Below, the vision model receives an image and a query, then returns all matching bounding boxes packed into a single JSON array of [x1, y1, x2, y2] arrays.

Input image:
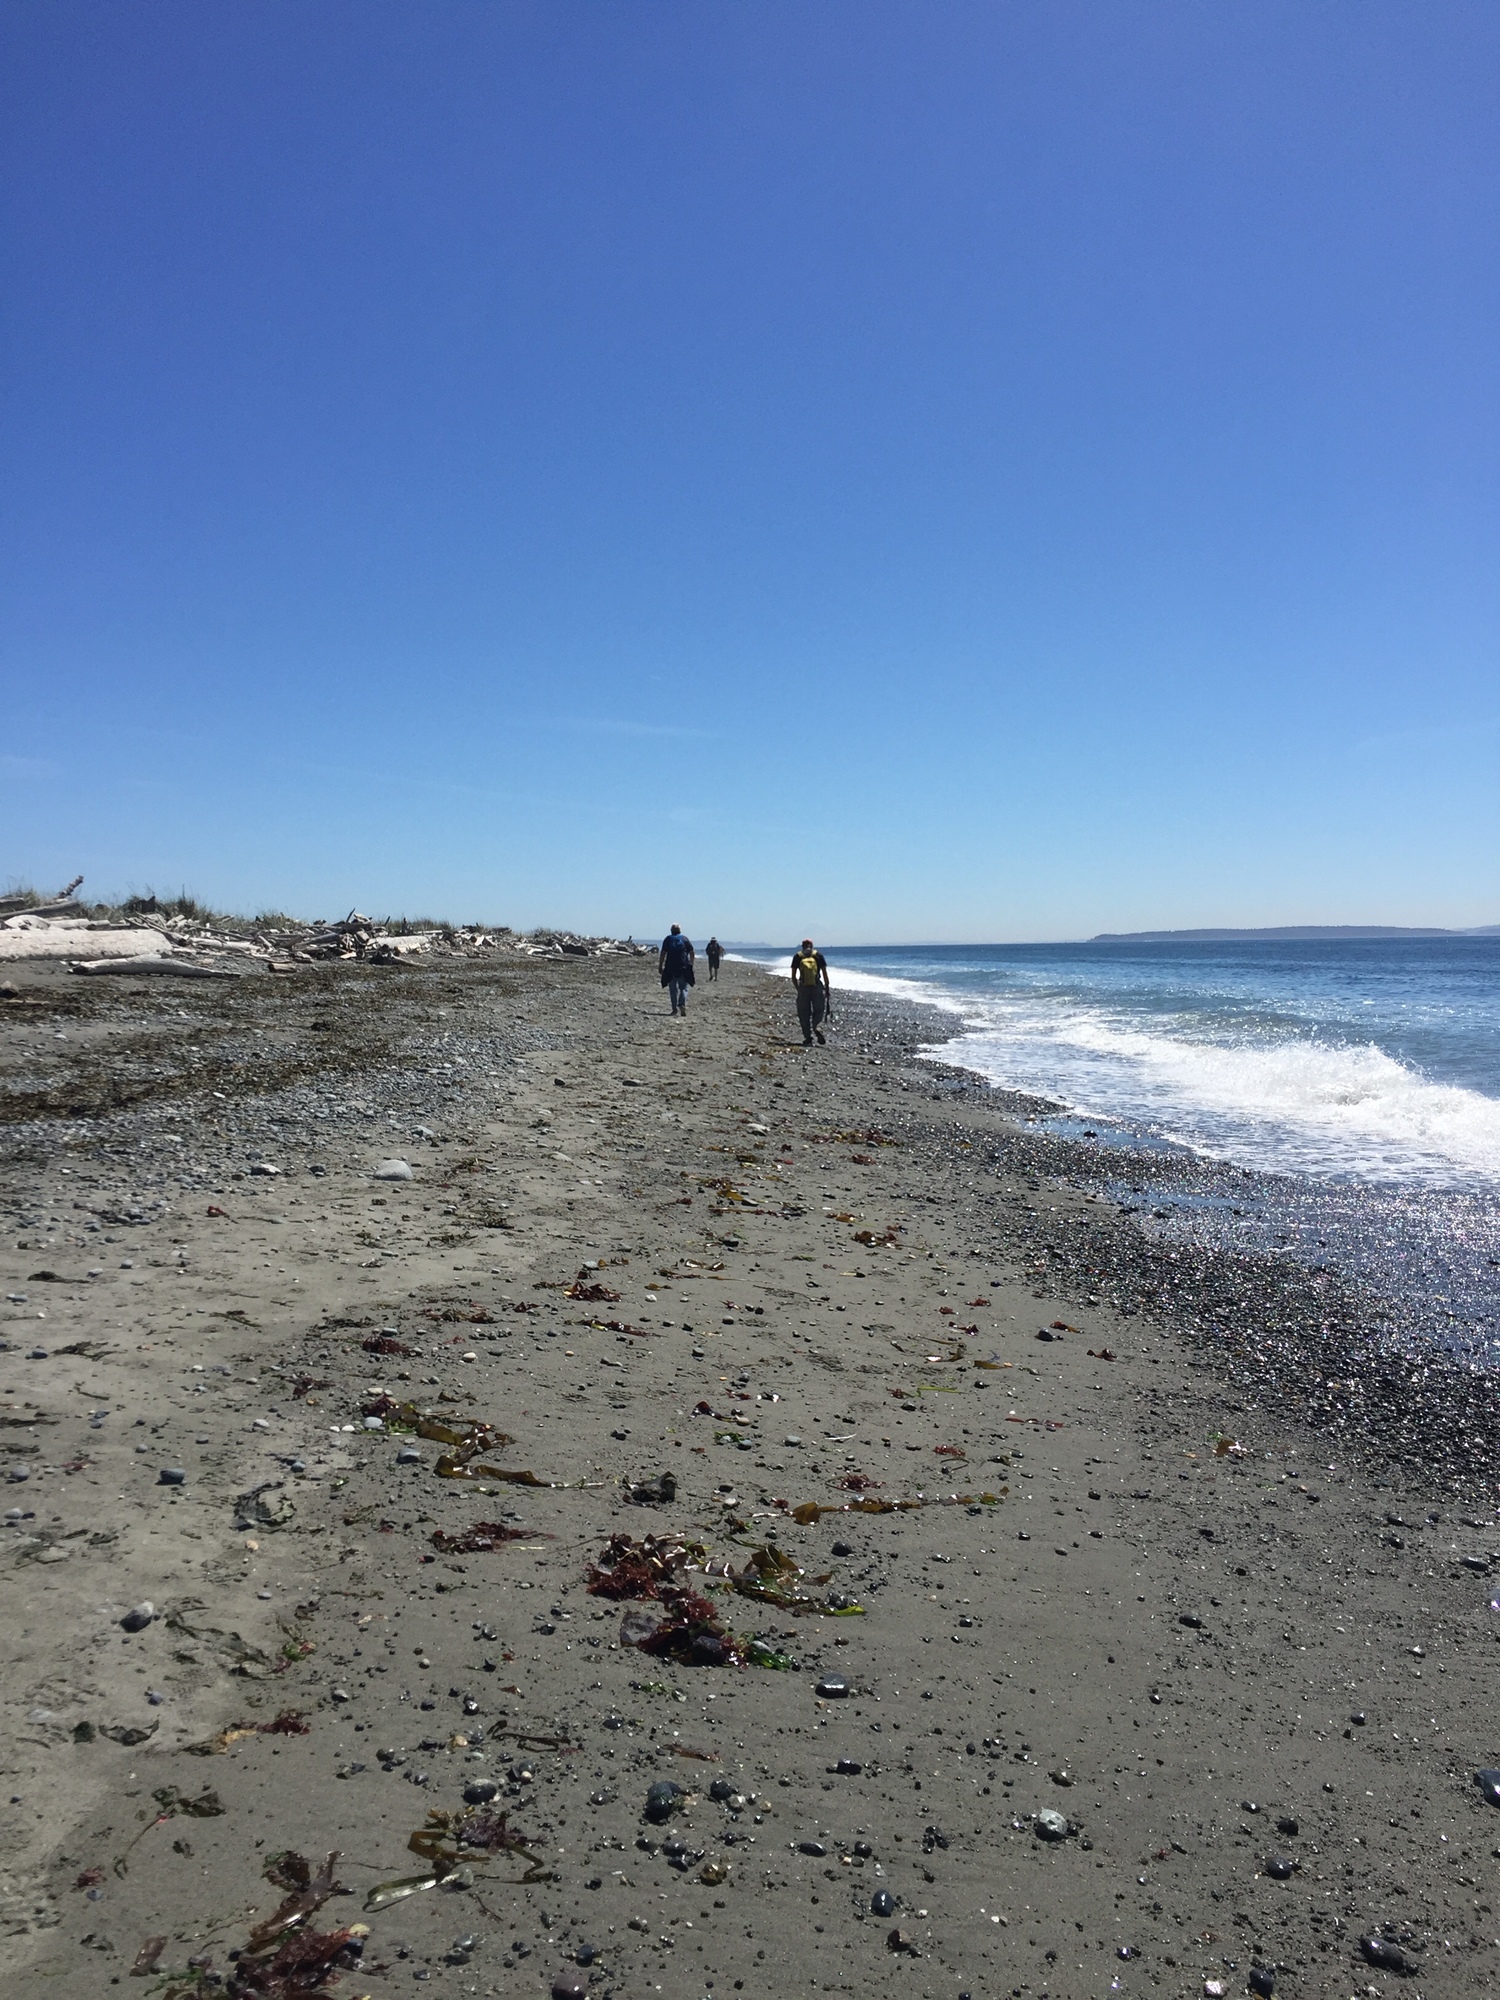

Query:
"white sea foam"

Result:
[[729, 949, 1500, 1188], [729, 952, 971, 1015], [943, 1002, 1500, 1191]]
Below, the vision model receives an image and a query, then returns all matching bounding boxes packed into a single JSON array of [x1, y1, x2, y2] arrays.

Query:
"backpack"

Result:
[[663, 934, 691, 972], [794, 951, 822, 988]]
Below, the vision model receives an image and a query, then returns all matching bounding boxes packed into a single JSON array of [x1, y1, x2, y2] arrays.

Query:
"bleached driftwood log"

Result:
[[70, 956, 243, 979], [0, 926, 174, 962]]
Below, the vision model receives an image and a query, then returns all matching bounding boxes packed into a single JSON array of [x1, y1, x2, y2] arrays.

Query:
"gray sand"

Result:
[[1, 954, 1496, 1998]]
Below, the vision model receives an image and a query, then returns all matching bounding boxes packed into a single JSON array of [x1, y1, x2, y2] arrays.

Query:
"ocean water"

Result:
[[737, 938, 1500, 1353]]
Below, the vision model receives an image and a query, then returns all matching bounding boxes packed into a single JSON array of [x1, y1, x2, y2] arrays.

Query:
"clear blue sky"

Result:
[[2, 2, 1496, 941]]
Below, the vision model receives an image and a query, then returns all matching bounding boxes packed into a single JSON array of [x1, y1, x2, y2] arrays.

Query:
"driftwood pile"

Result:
[[0, 880, 652, 979]]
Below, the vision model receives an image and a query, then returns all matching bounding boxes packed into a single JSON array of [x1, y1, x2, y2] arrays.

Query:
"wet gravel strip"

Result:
[[830, 984, 1500, 1500]]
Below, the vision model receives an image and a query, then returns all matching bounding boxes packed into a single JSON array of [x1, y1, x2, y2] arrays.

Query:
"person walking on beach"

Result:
[[705, 937, 723, 980], [659, 924, 696, 1015], [790, 938, 830, 1045]]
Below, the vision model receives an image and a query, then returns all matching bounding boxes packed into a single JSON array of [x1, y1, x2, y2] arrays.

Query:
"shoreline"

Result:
[[2, 953, 1497, 1999], [741, 952, 1500, 1406]]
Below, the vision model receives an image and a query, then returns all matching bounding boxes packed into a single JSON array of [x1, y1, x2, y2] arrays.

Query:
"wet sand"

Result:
[[2, 952, 1497, 1999]]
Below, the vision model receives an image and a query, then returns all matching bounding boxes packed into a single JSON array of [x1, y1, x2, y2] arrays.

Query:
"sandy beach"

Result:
[[2, 950, 1497, 2000]]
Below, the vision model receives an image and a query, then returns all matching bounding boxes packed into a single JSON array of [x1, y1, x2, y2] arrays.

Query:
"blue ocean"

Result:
[[737, 937, 1500, 1354]]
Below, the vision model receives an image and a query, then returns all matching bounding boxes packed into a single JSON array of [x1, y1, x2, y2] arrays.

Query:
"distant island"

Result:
[[1091, 924, 1500, 943]]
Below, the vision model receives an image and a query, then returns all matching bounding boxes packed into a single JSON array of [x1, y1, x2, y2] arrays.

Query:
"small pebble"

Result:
[[1358, 1935, 1415, 1974], [120, 1603, 155, 1633], [374, 1158, 414, 1181], [815, 1674, 849, 1699], [158, 1468, 186, 1486]]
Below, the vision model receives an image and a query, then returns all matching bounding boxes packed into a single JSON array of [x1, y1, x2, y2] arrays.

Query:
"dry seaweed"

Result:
[[585, 1533, 709, 1599], [160, 1852, 364, 1999], [430, 1520, 545, 1553], [727, 1544, 864, 1616], [789, 1490, 1004, 1524], [227, 1925, 366, 1999], [364, 1805, 551, 1910], [245, 1851, 344, 1951], [184, 1710, 310, 1756], [113, 1787, 225, 1876], [632, 1585, 742, 1667]]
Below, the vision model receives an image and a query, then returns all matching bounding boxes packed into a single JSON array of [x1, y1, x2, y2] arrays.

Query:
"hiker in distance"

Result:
[[659, 924, 696, 1015], [705, 937, 723, 980], [791, 937, 831, 1045]]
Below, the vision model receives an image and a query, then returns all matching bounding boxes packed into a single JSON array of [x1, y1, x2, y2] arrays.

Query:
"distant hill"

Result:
[[1091, 924, 1500, 943]]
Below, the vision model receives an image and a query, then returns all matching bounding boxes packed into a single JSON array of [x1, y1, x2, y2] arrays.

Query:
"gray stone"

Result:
[[1034, 1809, 1070, 1841]]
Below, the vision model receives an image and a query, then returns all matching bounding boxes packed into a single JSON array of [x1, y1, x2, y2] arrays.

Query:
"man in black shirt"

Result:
[[659, 925, 696, 1015], [789, 938, 830, 1045]]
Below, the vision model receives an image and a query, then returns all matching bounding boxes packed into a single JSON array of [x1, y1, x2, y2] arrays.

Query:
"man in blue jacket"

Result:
[[659, 925, 696, 1015]]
